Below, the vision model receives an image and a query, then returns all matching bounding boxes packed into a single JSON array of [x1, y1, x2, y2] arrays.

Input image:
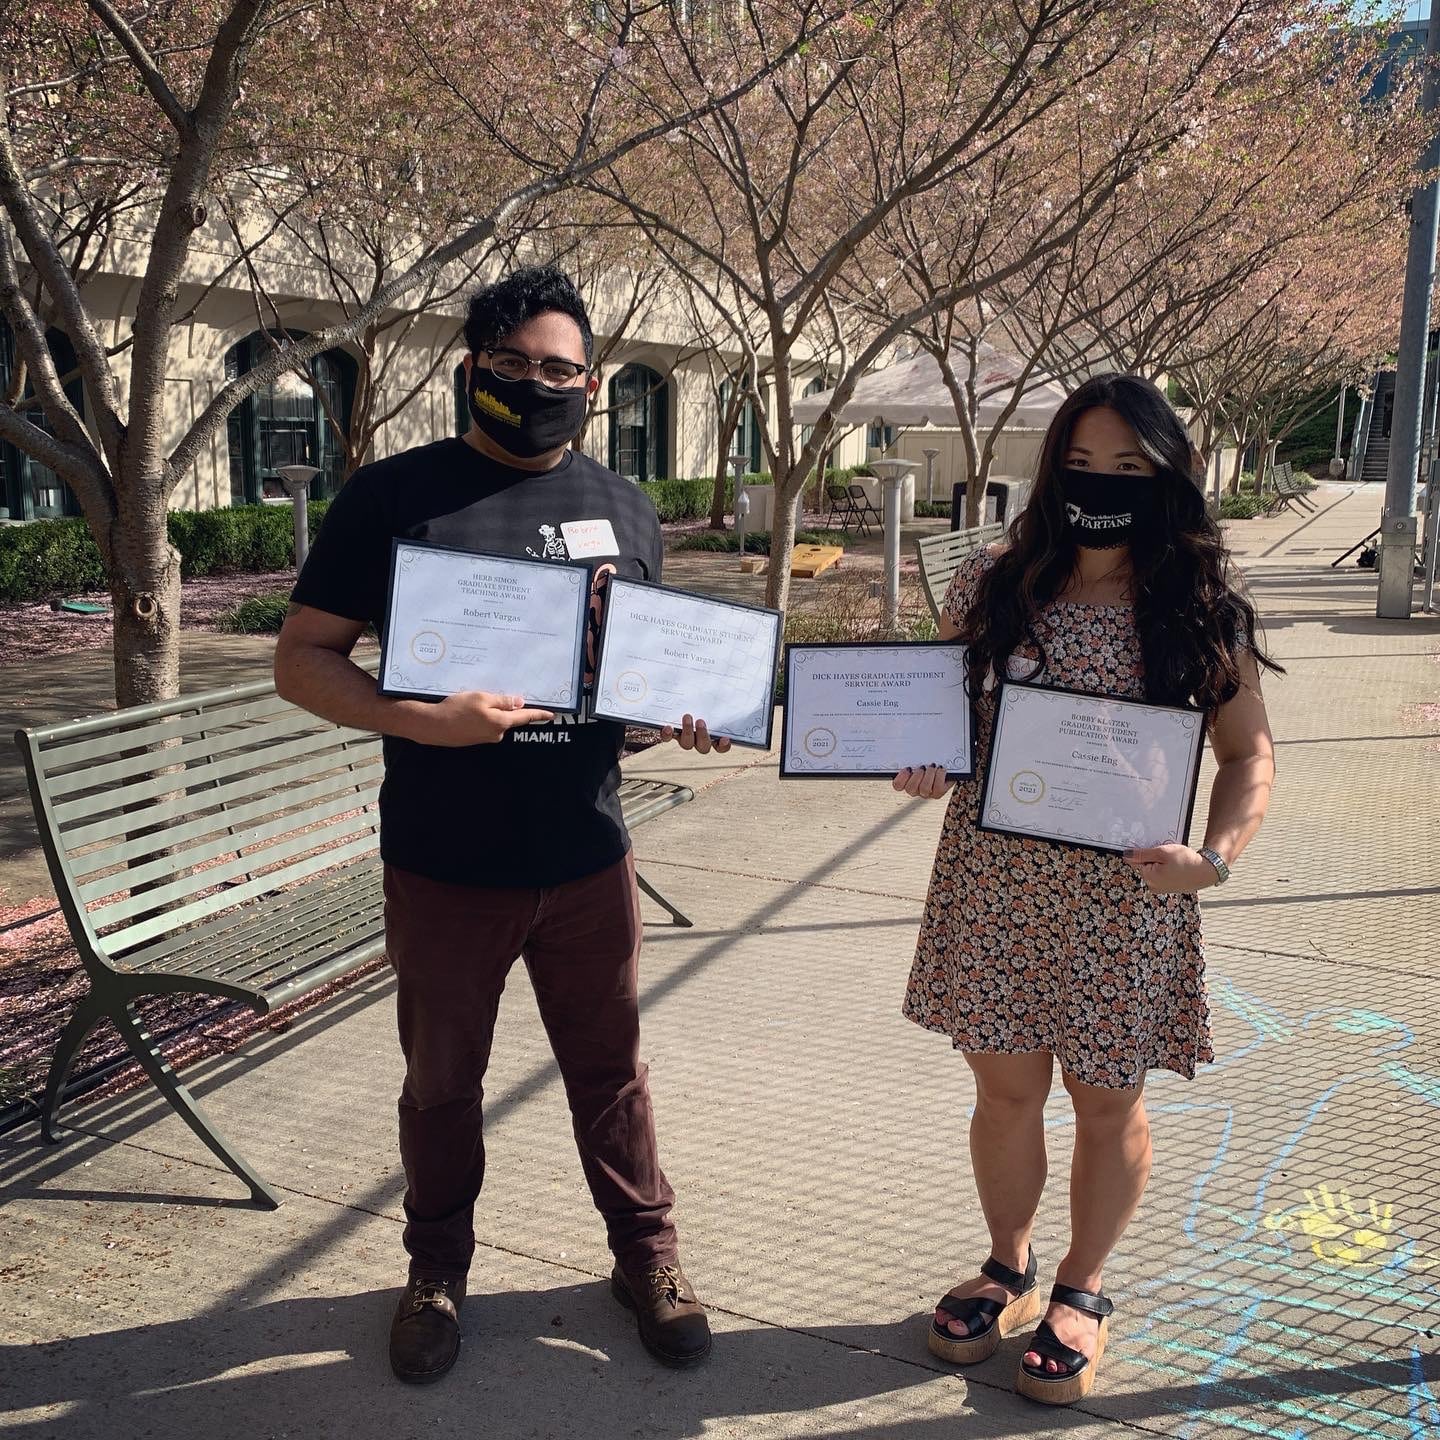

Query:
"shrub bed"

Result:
[[0, 500, 332, 603], [671, 528, 848, 554]]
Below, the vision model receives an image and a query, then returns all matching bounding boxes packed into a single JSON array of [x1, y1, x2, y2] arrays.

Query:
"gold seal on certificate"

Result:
[[591, 578, 781, 747], [779, 643, 973, 778], [979, 683, 1204, 852], [378, 540, 589, 710]]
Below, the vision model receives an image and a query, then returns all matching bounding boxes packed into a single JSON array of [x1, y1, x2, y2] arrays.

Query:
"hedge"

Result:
[[634, 467, 866, 523], [0, 500, 332, 603], [672, 528, 848, 555]]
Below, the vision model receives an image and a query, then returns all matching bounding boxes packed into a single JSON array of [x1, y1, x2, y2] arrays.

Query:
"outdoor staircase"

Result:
[[1360, 371, 1395, 483]]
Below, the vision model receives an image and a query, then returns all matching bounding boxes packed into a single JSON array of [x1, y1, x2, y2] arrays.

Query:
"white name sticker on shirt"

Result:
[[561, 519, 620, 559]]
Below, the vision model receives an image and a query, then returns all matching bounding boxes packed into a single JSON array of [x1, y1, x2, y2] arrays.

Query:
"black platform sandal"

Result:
[[927, 1247, 1042, 1365], [1015, 1282, 1114, 1404]]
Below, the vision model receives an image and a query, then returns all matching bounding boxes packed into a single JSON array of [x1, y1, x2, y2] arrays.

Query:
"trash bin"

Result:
[[949, 480, 1011, 530]]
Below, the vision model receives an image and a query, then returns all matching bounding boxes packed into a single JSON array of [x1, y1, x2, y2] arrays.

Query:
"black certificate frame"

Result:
[[977, 680, 1205, 854], [377, 538, 591, 714], [779, 640, 976, 780], [590, 575, 782, 749]]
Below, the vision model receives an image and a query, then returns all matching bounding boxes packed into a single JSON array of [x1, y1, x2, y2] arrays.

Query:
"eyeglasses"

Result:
[[481, 348, 589, 390]]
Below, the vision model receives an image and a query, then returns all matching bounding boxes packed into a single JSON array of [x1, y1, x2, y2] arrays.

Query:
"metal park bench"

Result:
[[915, 522, 1005, 623], [14, 678, 695, 1209], [1263, 461, 1317, 516]]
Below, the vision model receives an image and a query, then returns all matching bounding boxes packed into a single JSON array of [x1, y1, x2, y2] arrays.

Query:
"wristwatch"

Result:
[[1197, 846, 1230, 885]]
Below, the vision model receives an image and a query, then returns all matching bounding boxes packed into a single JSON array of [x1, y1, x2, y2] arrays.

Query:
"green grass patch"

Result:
[[1219, 493, 1268, 520], [219, 592, 292, 633]]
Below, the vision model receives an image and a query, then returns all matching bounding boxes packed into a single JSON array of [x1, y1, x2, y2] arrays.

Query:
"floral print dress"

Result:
[[902, 549, 1214, 1088]]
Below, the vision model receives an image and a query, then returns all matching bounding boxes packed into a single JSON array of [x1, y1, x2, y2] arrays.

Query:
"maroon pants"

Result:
[[383, 853, 677, 1279]]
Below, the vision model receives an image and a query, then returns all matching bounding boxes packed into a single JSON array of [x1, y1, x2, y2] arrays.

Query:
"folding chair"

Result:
[[847, 484, 883, 536]]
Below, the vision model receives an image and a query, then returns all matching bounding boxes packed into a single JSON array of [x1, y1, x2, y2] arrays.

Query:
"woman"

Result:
[[895, 374, 1278, 1405]]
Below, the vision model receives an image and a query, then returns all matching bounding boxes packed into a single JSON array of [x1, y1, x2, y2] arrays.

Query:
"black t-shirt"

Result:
[[291, 438, 664, 888]]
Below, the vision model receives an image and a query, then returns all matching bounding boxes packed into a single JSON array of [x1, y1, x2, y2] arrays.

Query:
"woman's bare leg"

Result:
[[935, 1050, 1053, 1336], [1023, 1071, 1150, 1371]]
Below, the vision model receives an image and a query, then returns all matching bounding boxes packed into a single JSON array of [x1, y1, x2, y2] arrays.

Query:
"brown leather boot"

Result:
[[611, 1262, 712, 1367], [389, 1275, 466, 1384]]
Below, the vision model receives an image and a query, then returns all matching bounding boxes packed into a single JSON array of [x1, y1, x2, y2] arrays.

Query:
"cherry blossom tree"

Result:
[[0, 0, 836, 705], [597, 0, 1352, 613]]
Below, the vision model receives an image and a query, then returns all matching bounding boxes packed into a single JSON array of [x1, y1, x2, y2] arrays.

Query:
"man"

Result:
[[275, 267, 722, 1384]]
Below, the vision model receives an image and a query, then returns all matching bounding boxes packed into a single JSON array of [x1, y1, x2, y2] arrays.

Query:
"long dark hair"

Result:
[[961, 373, 1282, 715]]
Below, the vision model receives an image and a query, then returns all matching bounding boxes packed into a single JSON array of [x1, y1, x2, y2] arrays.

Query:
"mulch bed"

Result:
[[0, 571, 297, 668]]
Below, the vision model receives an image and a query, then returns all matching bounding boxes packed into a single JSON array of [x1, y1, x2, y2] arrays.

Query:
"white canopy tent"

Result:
[[791, 343, 1070, 430]]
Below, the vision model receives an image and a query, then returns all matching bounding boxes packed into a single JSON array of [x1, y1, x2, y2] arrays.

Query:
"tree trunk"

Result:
[[710, 406, 742, 529], [109, 496, 183, 708], [762, 471, 801, 616], [1227, 443, 1247, 498]]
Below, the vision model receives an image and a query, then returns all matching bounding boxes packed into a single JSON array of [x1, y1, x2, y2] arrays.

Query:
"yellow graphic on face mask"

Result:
[[472, 386, 521, 426], [1262, 1183, 1397, 1267]]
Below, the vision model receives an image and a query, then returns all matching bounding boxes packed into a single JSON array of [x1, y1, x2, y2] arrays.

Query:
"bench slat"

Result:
[[41, 706, 350, 800], [77, 787, 380, 903], [59, 742, 380, 853], [126, 860, 383, 972], [50, 726, 371, 827], [915, 523, 1004, 621], [169, 884, 384, 989], [96, 832, 379, 951], [37, 692, 298, 771], [66, 758, 381, 880], [87, 813, 380, 932]]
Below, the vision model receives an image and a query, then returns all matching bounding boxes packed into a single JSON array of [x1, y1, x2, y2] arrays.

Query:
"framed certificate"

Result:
[[979, 682, 1204, 853], [591, 577, 781, 748], [779, 643, 974, 779], [378, 540, 589, 712]]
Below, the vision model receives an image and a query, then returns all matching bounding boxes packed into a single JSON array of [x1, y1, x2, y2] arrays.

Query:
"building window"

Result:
[[223, 331, 357, 504], [867, 422, 896, 452], [720, 379, 764, 474], [608, 364, 668, 483], [0, 320, 84, 521]]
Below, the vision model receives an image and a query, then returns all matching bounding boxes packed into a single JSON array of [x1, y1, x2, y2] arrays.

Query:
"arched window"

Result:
[[223, 331, 357, 504], [608, 364, 668, 483], [719, 378, 764, 473], [0, 321, 84, 520]]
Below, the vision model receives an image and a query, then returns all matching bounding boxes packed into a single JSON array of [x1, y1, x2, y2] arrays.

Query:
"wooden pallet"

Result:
[[790, 543, 844, 578]]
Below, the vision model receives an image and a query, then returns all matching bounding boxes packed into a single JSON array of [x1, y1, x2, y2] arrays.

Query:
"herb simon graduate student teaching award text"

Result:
[[379, 540, 589, 712]]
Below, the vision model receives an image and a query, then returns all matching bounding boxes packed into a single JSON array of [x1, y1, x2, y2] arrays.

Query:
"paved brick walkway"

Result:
[[1, 485, 1438, 1440]]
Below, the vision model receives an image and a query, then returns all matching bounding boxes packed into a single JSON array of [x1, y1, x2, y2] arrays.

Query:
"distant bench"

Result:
[[1263, 461, 1317, 516], [915, 523, 1004, 624], [14, 678, 695, 1208]]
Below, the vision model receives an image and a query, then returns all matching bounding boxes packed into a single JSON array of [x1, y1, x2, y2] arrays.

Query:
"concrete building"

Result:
[[0, 226, 869, 523]]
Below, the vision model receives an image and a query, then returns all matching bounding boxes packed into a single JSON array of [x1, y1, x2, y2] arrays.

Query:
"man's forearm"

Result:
[[275, 641, 433, 742]]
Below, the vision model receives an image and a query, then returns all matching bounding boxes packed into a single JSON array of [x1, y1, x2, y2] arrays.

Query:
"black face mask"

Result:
[[467, 367, 589, 459], [1059, 468, 1159, 549]]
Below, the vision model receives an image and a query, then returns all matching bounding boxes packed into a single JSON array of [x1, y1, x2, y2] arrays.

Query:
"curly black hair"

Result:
[[960, 373, 1283, 717], [463, 266, 594, 363]]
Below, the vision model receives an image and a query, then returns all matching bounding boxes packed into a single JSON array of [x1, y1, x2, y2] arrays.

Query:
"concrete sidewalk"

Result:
[[2, 485, 1439, 1440]]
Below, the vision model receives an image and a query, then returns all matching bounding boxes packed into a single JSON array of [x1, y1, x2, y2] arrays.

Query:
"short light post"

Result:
[[1330, 383, 1346, 479], [922, 447, 941, 506], [277, 464, 321, 571], [729, 452, 751, 564]]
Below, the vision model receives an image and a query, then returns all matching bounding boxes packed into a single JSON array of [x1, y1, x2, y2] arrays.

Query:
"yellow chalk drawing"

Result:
[[1262, 1183, 1397, 1267]]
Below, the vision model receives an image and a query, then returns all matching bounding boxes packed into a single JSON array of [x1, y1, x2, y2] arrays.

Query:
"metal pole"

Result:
[[883, 475, 901, 634], [1379, 8, 1440, 618], [1332, 383, 1346, 477]]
